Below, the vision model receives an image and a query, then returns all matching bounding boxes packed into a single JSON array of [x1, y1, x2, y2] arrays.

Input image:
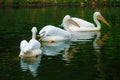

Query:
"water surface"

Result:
[[0, 6, 120, 80]]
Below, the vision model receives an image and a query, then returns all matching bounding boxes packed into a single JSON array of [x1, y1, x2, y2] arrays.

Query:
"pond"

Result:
[[0, 6, 120, 80]]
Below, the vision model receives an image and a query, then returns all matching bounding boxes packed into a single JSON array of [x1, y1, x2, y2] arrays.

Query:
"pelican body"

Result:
[[62, 12, 110, 32], [38, 25, 71, 42], [19, 27, 42, 57]]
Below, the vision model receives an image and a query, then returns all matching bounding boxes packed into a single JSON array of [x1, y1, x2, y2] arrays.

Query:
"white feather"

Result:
[[19, 27, 42, 57], [39, 25, 71, 42]]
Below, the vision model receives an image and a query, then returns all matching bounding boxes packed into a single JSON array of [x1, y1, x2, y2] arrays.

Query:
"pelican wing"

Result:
[[40, 25, 68, 36], [39, 25, 71, 41], [72, 17, 95, 28], [29, 39, 40, 50], [20, 40, 29, 52]]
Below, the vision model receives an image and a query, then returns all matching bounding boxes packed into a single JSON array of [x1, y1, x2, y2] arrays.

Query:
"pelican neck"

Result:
[[93, 14, 101, 30], [32, 33, 36, 39]]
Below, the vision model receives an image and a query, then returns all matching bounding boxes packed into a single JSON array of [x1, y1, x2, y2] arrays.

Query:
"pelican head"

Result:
[[64, 15, 71, 21], [31, 27, 38, 39], [94, 12, 110, 27], [62, 15, 71, 26], [31, 27, 37, 34]]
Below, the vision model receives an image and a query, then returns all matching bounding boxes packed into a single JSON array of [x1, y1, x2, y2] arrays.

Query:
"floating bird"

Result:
[[62, 12, 110, 32], [19, 27, 42, 57], [38, 25, 71, 42]]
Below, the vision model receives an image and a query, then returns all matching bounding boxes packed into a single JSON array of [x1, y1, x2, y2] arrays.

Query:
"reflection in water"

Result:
[[42, 41, 71, 56], [62, 47, 75, 63], [93, 32, 109, 49], [61, 31, 99, 64], [62, 31, 99, 64], [20, 55, 42, 78], [71, 31, 109, 80], [93, 32, 109, 80], [70, 31, 98, 42], [63, 31, 109, 76]]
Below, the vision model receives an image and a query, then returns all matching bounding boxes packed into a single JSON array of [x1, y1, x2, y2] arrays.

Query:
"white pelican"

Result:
[[62, 12, 110, 31], [38, 25, 71, 42], [19, 27, 42, 57]]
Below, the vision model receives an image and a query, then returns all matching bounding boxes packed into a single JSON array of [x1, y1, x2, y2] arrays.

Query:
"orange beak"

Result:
[[97, 15, 111, 27]]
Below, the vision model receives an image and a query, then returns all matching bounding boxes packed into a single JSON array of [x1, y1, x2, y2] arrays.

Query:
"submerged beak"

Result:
[[68, 18, 80, 28], [39, 35, 44, 41], [38, 31, 46, 41], [97, 15, 111, 27], [37, 35, 40, 37]]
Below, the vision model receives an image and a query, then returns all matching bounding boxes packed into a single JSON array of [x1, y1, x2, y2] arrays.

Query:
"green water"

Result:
[[0, 6, 120, 80]]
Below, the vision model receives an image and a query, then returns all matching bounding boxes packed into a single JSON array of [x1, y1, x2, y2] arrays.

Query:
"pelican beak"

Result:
[[36, 35, 41, 40], [37, 35, 40, 37], [39, 35, 44, 41], [68, 18, 80, 28], [97, 15, 111, 27], [38, 32, 45, 41]]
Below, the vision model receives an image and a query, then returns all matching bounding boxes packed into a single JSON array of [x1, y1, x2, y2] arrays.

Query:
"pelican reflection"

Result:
[[42, 41, 71, 56], [20, 55, 42, 78], [70, 31, 99, 42], [93, 32, 109, 80]]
